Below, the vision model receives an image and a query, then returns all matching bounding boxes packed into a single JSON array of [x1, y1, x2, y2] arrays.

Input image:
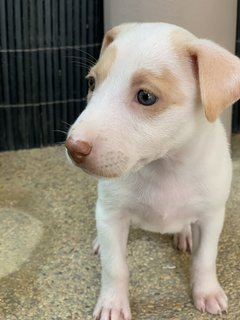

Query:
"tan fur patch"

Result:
[[170, 28, 196, 56], [100, 27, 121, 55], [170, 29, 199, 86], [131, 68, 186, 117], [89, 45, 117, 84], [100, 24, 137, 55]]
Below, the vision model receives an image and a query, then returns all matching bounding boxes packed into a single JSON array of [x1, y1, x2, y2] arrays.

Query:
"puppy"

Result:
[[66, 23, 240, 319]]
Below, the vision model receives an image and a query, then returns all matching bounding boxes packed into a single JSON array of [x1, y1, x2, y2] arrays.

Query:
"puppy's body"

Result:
[[66, 23, 239, 319], [99, 119, 231, 235]]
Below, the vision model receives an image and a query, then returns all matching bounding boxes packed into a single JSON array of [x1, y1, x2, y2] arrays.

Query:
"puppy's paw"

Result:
[[193, 283, 228, 315], [173, 225, 192, 253], [92, 237, 100, 255], [93, 292, 131, 320]]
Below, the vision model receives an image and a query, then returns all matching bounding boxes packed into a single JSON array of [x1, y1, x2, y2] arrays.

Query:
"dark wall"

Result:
[[0, 0, 104, 150]]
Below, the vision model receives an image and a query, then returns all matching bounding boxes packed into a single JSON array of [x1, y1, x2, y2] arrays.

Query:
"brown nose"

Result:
[[65, 137, 92, 164]]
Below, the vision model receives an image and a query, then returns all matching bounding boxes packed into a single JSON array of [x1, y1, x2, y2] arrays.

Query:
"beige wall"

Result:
[[104, 0, 238, 139]]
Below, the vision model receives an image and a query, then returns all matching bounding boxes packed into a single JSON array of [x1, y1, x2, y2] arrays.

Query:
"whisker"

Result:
[[68, 60, 91, 67], [67, 55, 96, 67], [69, 56, 96, 66], [70, 62, 91, 71], [71, 61, 94, 68], [61, 120, 71, 127], [74, 48, 98, 62], [53, 129, 68, 135], [67, 56, 87, 64]]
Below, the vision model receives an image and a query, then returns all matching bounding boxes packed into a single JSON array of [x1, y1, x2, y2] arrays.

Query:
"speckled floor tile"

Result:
[[0, 136, 239, 320]]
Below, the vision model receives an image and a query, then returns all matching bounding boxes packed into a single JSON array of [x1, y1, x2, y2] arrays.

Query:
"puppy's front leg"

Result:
[[93, 201, 131, 320], [191, 208, 227, 315]]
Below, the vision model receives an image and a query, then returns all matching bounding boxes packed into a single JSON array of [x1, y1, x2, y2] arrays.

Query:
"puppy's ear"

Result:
[[100, 23, 137, 55], [188, 39, 240, 122]]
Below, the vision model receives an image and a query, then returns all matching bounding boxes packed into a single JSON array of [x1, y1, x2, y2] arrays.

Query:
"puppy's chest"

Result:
[[126, 170, 200, 233]]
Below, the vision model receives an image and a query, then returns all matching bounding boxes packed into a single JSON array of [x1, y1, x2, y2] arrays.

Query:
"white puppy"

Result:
[[66, 23, 240, 319]]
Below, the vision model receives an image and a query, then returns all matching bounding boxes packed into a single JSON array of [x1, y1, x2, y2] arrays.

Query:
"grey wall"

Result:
[[104, 0, 238, 139]]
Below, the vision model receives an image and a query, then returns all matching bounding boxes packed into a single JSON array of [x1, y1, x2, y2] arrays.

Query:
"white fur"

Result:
[[66, 23, 235, 319]]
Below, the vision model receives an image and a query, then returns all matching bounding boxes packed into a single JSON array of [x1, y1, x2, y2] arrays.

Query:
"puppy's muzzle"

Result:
[[65, 137, 92, 165]]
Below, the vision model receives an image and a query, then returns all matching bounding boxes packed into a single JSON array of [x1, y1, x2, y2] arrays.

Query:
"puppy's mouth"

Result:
[[66, 147, 130, 179], [133, 157, 150, 171], [78, 164, 127, 179], [66, 143, 157, 179], [82, 167, 123, 179], [79, 158, 153, 179]]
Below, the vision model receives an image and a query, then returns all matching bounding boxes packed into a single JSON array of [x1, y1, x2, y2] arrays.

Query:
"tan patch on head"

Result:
[[100, 26, 122, 55], [131, 68, 186, 117], [170, 28, 196, 56], [100, 23, 137, 55], [170, 28, 199, 83], [88, 45, 117, 84]]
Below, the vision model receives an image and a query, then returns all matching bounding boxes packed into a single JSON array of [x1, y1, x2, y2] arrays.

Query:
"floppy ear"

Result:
[[188, 39, 240, 122], [100, 23, 137, 55]]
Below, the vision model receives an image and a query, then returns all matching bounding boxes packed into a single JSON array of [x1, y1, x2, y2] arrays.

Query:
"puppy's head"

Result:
[[66, 23, 240, 178]]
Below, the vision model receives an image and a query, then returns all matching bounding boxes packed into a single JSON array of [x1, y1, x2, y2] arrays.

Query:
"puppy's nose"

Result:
[[65, 137, 92, 164]]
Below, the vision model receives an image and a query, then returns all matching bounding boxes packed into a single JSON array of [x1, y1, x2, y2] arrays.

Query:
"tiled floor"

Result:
[[0, 135, 239, 320]]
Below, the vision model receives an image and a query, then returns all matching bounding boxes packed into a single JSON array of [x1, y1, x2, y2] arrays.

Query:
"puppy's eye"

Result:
[[88, 76, 95, 91], [137, 89, 158, 106]]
